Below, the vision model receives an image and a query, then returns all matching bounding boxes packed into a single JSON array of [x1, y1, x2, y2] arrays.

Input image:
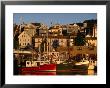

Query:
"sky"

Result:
[[13, 13, 97, 27]]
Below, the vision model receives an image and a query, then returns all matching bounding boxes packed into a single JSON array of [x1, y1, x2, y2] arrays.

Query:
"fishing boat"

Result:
[[72, 59, 89, 70], [19, 60, 56, 75]]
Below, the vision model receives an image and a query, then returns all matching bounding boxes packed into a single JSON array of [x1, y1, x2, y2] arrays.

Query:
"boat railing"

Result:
[[26, 61, 50, 67]]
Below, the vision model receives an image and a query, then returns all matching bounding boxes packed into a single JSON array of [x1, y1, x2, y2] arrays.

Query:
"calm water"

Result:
[[20, 70, 96, 75]]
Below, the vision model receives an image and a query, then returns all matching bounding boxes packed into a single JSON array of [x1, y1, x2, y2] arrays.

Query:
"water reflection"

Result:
[[88, 70, 96, 75], [20, 70, 96, 75]]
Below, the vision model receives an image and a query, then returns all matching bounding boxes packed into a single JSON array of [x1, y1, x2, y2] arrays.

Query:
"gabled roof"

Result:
[[25, 30, 33, 37], [18, 29, 35, 38], [18, 31, 31, 38]]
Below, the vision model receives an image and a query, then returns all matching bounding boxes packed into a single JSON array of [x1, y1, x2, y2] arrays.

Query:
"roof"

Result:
[[25, 29, 36, 37], [83, 19, 97, 24], [31, 23, 41, 26], [18, 29, 35, 38], [24, 23, 36, 29], [76, 23, 83, 27], [18, 31, 29, 38]]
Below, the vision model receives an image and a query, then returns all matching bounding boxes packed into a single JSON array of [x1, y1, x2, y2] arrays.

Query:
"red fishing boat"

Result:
[[19, 61, 56, 75]]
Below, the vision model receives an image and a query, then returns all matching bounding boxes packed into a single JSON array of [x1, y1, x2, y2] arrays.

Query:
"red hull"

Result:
[[19, 64, 56, 75]]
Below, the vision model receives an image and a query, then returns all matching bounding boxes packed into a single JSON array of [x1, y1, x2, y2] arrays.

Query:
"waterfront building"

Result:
[[18, 23, 36, 48], [67, 23, 81, 33], [48, 24, 63, 36]]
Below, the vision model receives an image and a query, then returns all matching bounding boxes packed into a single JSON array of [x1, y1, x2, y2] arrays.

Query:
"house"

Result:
[[85, 37, 97, 46], [18, 23, 37, 48], [18, 31, 32, 48], [24, 23, 36, 31], [83, 19, 97, 37], [85, 23, 97, 38], [83, 19, 97, 28], [38, 23, 48, 36], [34, 36, 68, 52], [58, 36, 67, 47], [34, 36, 43, 48], [69, 46, 97, 57], [92, 24, 97, 37], [67, 23, 81, 33], [48, 24, 63, 36]]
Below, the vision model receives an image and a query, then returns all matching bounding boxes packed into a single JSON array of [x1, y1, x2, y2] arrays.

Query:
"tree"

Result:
[[14, 39, 19, 49], [52, 39, 59, 51], [40, 42, 44, 52], [14, 32, 19, 49], [74, 30, 86, 46], [62, 30, 68, 36]]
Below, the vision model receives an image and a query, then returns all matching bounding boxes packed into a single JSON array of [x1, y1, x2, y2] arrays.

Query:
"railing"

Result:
[[14, 50, 32, 54]]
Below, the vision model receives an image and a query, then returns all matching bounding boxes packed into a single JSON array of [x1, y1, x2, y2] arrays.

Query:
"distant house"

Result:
[[85, 37, 97, 46], [34, 36, 43, 48], [67, 23, 81, 34], [48, 24, 63, 36], [18, 23, 37, 48], [92, 24, 97, 37], [39, 24, 48, 36], [24, 23, 36, 31], [31, 23, 41, 36], [58, 36, 67, 47], [34, 36, 71, 52], [85, 24, 97, 38], [18, 31, 32, 48], [83, 19, 97, 37]]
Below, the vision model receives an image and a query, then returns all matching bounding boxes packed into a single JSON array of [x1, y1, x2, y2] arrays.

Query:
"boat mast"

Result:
[[47, 25, 48, 61]]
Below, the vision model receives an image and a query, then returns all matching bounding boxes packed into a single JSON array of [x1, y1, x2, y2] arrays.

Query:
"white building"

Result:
[[18, 23, 36, 48], [86, 37, 97, 46]]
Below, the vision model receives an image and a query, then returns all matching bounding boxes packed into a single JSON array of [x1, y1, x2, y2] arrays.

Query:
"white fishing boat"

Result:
[[74, 58, 96, 70], [73, 59, 89, 70]]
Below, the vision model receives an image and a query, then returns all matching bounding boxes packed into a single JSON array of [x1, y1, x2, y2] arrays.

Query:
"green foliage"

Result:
[[74, 30, 86, 46], [14, 39, 19, 49], [40, 42, 44, 52], [52, 39, 59, 51]]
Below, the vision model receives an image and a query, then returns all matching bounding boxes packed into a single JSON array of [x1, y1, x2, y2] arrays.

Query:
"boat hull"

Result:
[[19, 64, 56, 75], [73, 64, 88, 70], [56, 63, 73, 71]]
